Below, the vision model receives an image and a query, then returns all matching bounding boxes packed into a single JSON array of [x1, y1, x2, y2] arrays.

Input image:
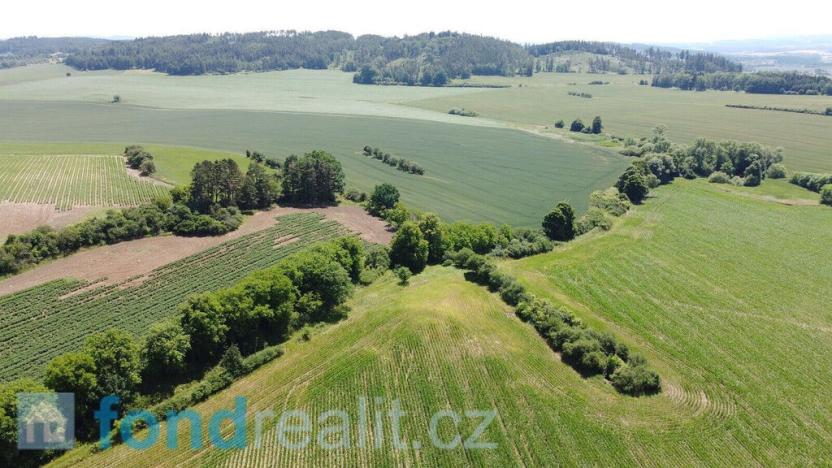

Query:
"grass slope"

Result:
[[0, 101, 627, 225], [408, 72, 832, 172], [0, 153, 168, 209], [503, 179, 832, 463], [52, 181, 832, 465]]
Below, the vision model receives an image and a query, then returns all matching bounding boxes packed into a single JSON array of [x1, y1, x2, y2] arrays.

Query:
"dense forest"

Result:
[[62, 30, 528, 82], [652, 71, 832, 95], [5, 32, 829, 94], [0, 36, 109, 68]]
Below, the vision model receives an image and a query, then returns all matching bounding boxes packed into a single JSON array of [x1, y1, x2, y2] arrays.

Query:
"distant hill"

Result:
[[0, 36, 110, 69], [58, 31, 739, 84], [527, 40, 742, 75]]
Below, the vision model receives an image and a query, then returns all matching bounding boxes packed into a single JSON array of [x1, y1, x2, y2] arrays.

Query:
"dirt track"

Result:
[[0, 205, 391, 296]]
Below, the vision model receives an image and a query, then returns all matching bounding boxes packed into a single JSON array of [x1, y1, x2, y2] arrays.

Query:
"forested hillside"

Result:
[[63, 30, 529, 81], [527, 41, 742, 74], [0, 36, 109, 69]]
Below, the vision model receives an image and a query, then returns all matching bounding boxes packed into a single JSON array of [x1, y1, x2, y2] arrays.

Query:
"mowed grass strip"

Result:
[[0, 153, 169, 209]]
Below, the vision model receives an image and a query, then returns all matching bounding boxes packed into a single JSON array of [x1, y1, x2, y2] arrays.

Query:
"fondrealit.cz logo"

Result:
[[16, 392, 75, 450]]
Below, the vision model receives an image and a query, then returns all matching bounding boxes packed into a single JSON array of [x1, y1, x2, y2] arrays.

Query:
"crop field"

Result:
[[0, 213, 349, 381], [0, 101, 628, 225], [0, 153, 169, 209], [408, 72, 832, 172], [49, 163, 832, 467], [0, 142, 253, 186], [501, 179, 832, 463], [0, 65, 494, 126]]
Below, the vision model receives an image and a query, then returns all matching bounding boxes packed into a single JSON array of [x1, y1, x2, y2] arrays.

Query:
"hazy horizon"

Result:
[[2, 0, 831, 45]]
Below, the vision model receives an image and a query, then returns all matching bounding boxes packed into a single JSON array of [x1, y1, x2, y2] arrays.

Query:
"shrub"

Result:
[[389, 222, 429, 273], [708, 171, 731, 184], [394, 266, 412, 285], [790, 172, 832, 192], [139, 159, 156, 176], [611, 364, 661, 396], [766, 163, 787, 179], [569, 119, 585, 132], [616, 166, 649, 204], [591, 116, 603, 134], [575, 208, 612, 235], [821, 184, 832, 206], [368, 183, 399, 216], [589, 188, 630, 216], [554, 120, 565, 128], [542, 202, 576, 241]]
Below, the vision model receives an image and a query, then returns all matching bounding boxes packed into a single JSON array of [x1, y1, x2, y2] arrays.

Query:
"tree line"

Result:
[[652, 71, 832, 95], [527, 41, 742, 75], [361, 146, 425, 175], [0, 149, 347, 277], [0, 237, 376, 464]]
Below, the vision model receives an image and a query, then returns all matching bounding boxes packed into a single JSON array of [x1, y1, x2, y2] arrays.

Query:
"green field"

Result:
[[408, 72, 832, 172], [0, 213, 348, 381], [51, 179, 832, 466], [0, 142, 254, 187], [0, 65, 495, 125], [0, 153, 169, 209], [0, 101, 627, 225]]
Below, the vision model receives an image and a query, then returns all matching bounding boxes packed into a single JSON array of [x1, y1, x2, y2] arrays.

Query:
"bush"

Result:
[[821, 184, 832, 206], [389, 222, 429, 273], [394, 266, 412, 285], [616, 165, 650, 204], [790, 172, 832, 192], [575, 208, 612, 235], [368, 183, 399, 216], [589, 188, 630, 216], [569, 119, 585, 132], [708, 171, 731, 184], [542, 202, 576, 241], [554, 120, 565, 128], [766, 163, 787, 179], [611, 364, 661, 396]]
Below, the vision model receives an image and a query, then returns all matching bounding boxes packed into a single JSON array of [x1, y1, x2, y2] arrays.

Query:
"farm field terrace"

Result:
[[50, 179, 832, 466], [0, 101, 628, 225], [0, 213, 349, 381], [407, 72, 832, 173], [0, 153, 169, 209]]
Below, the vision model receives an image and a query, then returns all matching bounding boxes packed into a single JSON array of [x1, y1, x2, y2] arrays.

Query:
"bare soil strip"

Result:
[[0, 205, 391, 296]]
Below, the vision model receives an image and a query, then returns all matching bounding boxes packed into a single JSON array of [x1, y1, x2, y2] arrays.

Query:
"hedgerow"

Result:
[[447, 249, 661, 396]]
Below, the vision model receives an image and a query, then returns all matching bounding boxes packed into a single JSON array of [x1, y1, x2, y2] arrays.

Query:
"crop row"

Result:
[[0, 154, 169, 209], [0, 213, 350, 380]]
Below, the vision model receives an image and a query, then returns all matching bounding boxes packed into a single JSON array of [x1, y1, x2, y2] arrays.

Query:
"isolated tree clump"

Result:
[[389, 221, 429, 273], [821, 184, 832, 206], [281, 150, 345, 205], [542, 202, 576, 241], [368, 183, 400, 215], [591, 116, 603, 134], [569, 119, 585, 132], [616, 166, 649, 204]]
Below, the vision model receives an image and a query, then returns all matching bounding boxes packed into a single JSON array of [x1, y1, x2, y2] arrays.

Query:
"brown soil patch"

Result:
[[0, 204, 390, 296], [124, 166, 174, 187], [0, 202, 97, 241]]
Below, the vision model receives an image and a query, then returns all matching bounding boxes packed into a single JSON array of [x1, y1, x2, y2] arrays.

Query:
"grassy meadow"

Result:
[[0, 101, 627, 225], [52, 179, 832, 466], [408, 72, 832, 172]]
